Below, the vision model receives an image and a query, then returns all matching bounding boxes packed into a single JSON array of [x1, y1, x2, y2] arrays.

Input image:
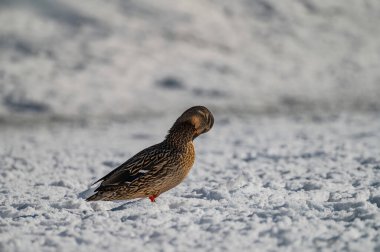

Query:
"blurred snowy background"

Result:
[[1, 1, 380, 251], [1, 0, 379, 119]]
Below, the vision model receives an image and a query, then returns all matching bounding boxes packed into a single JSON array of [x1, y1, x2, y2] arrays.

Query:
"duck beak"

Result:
[[192, 132, 200, 140]]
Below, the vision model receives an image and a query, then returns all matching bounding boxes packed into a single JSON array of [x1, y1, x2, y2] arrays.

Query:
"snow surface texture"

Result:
[[1, 115, 380, 251], [0, 0, 380, 118], [1, 0, 380, 251]]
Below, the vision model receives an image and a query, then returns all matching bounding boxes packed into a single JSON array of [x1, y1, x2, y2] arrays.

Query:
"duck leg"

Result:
[[148, 195, 158, 202]]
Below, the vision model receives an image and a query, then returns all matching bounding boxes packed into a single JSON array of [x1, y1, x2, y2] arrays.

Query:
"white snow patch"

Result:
[[1, 115, 380, 251]]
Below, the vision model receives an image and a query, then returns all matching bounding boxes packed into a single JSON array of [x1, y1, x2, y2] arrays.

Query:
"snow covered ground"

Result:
[[1, 0, 380, 251], [1, 0, 380, 118], [1, 114, 380, 251]]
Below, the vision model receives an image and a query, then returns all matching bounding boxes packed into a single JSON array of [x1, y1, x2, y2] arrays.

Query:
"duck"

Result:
[[86, 106, 214, 202]]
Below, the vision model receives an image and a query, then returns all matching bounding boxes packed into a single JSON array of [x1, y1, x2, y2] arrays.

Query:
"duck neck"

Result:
[[165, 122, 195, 150]]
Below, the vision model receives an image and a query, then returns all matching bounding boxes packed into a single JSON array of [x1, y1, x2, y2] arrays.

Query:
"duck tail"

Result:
[[85, 193, 102, 201], [85, 185, 121, 201]]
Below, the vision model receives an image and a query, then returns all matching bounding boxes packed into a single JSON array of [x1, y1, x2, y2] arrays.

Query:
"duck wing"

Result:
[[93, 144, 171, 188]]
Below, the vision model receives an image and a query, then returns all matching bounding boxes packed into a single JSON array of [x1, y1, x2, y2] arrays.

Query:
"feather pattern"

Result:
[[86, 106, 214, 202]]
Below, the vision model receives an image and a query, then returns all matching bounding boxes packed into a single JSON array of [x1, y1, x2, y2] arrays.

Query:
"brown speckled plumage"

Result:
[[86, 106, 214, 202]]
